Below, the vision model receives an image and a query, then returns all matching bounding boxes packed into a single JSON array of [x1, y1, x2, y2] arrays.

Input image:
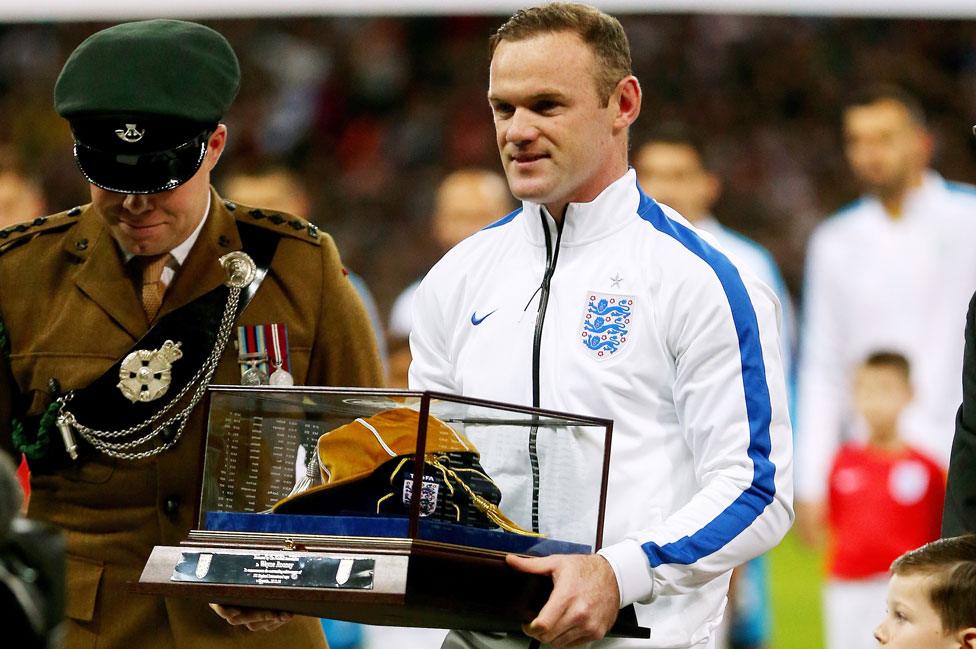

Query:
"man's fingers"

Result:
[[245, 617, 288, 632], [506, 553, 556, 575], [523, 563, 580, 642], [547, 625, 591, 649], [209, 603, 292, 630]]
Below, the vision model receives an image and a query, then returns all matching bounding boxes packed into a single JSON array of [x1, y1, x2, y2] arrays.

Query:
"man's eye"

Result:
[[534, 100, 559, 113], [492, 103, 514, 117]]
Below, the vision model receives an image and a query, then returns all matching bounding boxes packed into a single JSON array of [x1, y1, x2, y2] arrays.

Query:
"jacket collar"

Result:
[[862, 170, 946, 224], [67, 188, 240, 340], [518, 168, 641, 247]]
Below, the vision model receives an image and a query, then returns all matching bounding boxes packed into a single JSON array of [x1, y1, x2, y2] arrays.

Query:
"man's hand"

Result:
[[507, 553, 620, 648], [209, 603, 293, 632]]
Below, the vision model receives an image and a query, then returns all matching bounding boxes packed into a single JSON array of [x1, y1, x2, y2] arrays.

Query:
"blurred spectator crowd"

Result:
[[2, 14, 976, 318]]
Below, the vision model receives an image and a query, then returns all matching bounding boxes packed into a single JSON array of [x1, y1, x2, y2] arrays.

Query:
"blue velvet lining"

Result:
[[205, 512, 591, 556]]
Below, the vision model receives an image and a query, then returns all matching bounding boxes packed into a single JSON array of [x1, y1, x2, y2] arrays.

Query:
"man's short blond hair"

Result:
[[489, 2, 632, 105]]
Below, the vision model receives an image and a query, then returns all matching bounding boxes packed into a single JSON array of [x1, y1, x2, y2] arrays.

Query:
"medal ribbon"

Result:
[[236, 324, 269, 382], [264, 323, 290, 373]]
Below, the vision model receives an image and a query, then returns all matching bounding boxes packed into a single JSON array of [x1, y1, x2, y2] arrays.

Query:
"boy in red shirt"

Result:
[[824, 351, 945, 649]]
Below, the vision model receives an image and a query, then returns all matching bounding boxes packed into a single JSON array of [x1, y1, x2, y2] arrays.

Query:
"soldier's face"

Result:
[[91, 126, 226, 256]]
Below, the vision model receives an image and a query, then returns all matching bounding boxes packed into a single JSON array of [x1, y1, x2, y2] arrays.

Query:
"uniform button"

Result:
[[32, 217, 47, 226], [289, 219, 303, 230], [269, 214, 284, 225], [224, 201, 237, 211], [163, 496, 181, 515], [307, 224, 319, 239], [67, 206, 82, 217], [74, 239, 88, 251], [249, 209, 265, 219], [217, 235, 230, 248]]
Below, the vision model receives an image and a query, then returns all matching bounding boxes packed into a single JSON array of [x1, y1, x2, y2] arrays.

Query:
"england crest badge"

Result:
[[579, 292, 634, 360], [402, 472, 440, 517]]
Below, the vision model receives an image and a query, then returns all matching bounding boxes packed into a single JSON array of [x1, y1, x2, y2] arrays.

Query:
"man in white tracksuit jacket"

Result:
[[408, 5, 794, 649]]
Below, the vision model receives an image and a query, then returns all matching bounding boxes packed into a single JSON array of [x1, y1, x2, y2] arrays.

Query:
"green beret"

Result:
[[54, 19, 240, 122]]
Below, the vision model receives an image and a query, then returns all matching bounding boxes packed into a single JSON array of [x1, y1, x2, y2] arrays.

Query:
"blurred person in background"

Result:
[[221, 165, 389, 377], [0, 449, 65, 649], [385, 168, 514, 388], [942, 119, 976, 538], [795, 85, 976, 546], [945, 287, 976, 537], [0, 147, 47, 229], [636, 124, 796, 649], [822, 352, 944, 649], [0, 19, 382, 649]]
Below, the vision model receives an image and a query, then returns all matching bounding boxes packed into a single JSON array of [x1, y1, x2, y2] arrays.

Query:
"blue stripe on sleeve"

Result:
[[482, 206, 523, 230], [635, 185, 777, 567]]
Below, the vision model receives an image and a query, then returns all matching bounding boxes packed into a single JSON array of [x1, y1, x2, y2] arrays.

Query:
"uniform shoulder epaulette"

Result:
[[0, 206, 85, 255], [222, 199, 322, 246]]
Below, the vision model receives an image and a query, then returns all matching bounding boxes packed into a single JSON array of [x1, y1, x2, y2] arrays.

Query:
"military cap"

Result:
[[54, 19, 240, 194]]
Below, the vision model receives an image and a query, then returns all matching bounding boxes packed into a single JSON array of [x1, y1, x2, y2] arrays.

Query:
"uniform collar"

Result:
[[863, 170, 945, 224], [66, 188, 241, 340], [518, 168, 640, 247]]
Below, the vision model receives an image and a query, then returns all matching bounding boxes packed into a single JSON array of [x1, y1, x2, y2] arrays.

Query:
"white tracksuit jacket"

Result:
[[409, 169, 794, 649]]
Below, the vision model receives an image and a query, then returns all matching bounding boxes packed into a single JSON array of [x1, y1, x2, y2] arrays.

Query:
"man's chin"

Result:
[[112, 233, 166, 257], [507, 181, 554, 206]]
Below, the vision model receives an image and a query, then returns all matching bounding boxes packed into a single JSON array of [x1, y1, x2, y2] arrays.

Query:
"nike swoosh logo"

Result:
[[470, 309, 497, 326]]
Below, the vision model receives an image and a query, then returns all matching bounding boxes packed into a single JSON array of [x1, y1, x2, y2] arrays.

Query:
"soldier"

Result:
[[0, 19, 382, 649]]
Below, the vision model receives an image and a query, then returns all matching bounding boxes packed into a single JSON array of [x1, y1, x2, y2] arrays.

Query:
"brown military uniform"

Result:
[[0, 191, 383, 649]]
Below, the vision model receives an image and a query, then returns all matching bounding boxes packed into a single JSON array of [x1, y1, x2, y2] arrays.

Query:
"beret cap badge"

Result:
[[115, 123, 145, 143]]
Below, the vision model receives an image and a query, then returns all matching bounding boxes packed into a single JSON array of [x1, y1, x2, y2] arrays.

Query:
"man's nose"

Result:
[[506, 108, 539, 144], [122, 193, 152, 214]]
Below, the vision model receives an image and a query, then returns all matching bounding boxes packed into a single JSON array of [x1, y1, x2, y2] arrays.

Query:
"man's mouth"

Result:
[[511, 152, 549, 165], [118, 220, 165, 234]]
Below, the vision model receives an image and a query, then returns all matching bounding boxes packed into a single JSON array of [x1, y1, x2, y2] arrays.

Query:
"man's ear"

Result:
[[955, 626, 976, 649], [611, 76, 641, 133], [205, 124, 228, 170]]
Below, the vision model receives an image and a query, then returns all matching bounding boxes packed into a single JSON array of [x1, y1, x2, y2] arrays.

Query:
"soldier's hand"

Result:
[[507, 553, 620, 648], [209, 603, 293, 632]]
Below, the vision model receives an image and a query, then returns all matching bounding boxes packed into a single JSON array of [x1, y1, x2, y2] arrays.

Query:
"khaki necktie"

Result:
[[138, 253, 171, 321]]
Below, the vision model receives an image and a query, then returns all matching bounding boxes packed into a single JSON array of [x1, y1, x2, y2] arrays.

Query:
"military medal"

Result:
[[240, 363, 267, 386], [117, 339, 184, 403], [266, 323, 294, 386], [236, 325, 269, 385]]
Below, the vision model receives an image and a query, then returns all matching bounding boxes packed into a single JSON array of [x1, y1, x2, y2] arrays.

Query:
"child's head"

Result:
[[874, 535, 976, 648], [853, 351, 913, 439]]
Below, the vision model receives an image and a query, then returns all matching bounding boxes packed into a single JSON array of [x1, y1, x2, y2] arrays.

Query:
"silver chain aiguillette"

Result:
[[55, 251, 255, 461]]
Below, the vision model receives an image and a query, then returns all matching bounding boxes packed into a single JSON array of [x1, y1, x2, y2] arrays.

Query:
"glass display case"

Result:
[[136, 386, 647, 637]]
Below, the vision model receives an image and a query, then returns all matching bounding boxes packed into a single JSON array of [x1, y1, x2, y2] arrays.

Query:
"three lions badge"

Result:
[[580, 292, 634, 360]]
